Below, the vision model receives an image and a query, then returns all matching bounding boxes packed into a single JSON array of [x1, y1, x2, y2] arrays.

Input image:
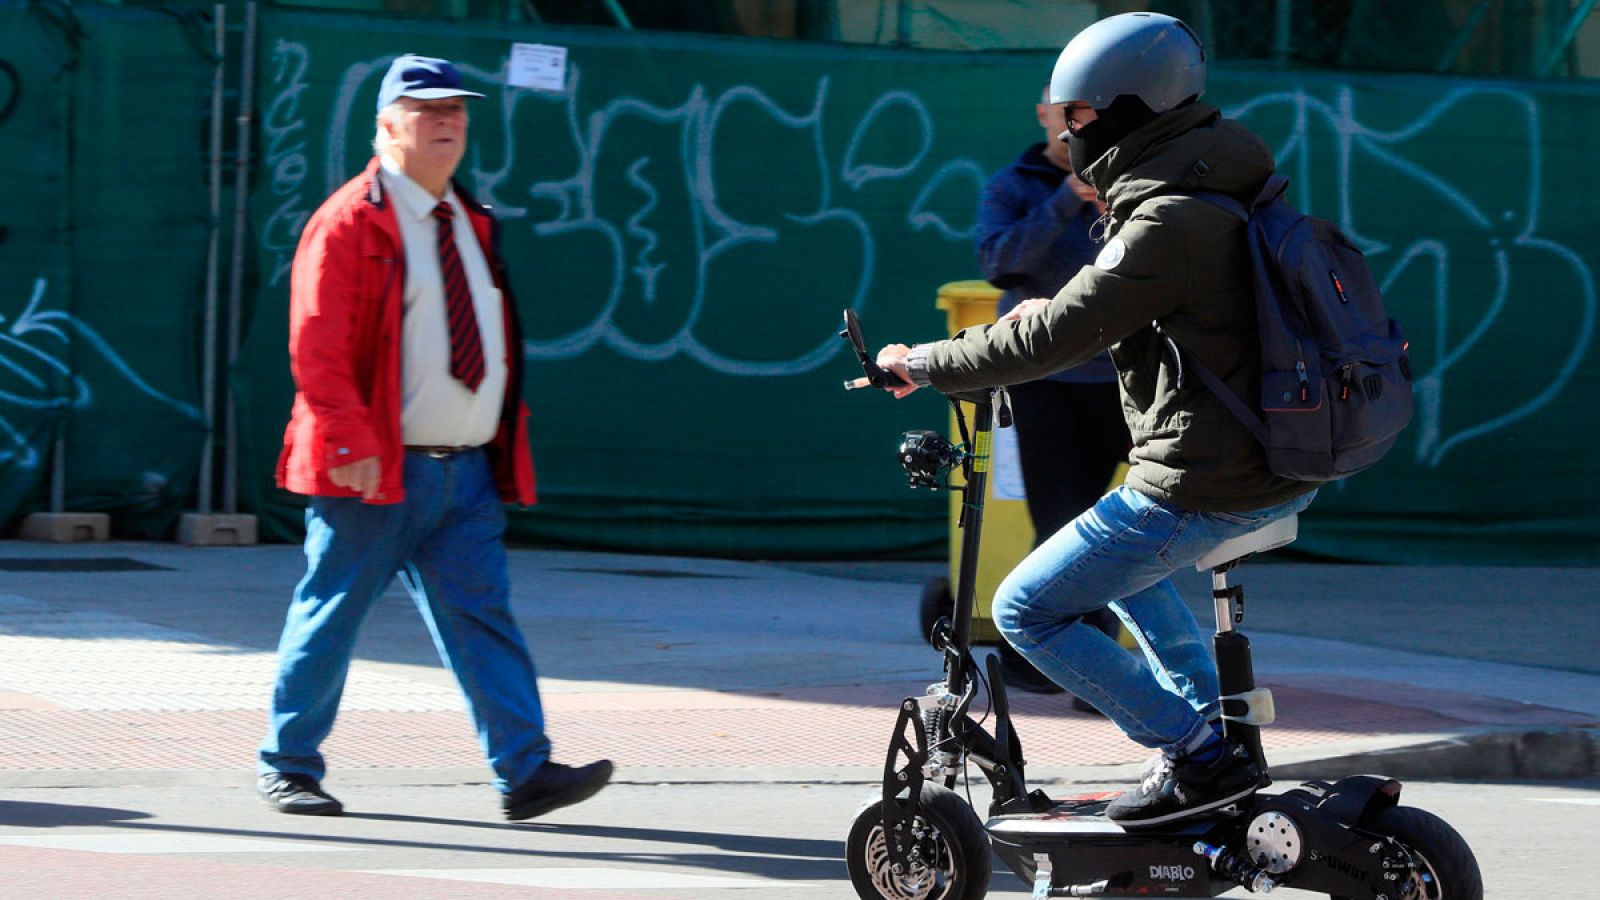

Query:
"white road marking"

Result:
[[367, 866, 814, 889], [0, 834, 351, 854], [1530, 798, 1600, 806]]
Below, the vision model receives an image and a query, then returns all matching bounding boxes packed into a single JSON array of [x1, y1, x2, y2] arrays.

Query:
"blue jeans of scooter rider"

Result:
[[259, 449, 552, 793], [992, 484, 1315, 758]]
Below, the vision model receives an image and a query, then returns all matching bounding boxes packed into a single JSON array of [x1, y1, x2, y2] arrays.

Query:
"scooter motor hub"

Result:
[[1246, 810, 1304, 874]]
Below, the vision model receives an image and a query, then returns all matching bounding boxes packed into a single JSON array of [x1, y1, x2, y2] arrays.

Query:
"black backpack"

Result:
[[1171, 175, 1414, 482]]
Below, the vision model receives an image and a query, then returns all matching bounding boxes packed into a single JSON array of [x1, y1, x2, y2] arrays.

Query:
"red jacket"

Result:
[[276, 157, 536, 506]]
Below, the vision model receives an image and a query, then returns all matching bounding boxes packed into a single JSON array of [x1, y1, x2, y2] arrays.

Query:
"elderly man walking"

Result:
[[258, 54, 611, 821]]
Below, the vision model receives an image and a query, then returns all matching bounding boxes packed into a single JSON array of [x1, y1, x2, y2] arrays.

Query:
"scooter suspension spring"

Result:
[[922, 707, 958, 775], [1194, 841, 1278, 894]]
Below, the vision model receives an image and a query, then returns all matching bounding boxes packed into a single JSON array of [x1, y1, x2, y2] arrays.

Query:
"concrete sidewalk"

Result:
[[0, 540, 1595, 790]]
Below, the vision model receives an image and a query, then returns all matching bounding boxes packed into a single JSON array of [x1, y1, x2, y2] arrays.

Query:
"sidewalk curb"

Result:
[[1270, 725, 1600, 782]]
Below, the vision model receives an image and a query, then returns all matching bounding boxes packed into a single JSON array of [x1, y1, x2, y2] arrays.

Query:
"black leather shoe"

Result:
[[257, 772, 343, 816], [503, 760, 613, 821]]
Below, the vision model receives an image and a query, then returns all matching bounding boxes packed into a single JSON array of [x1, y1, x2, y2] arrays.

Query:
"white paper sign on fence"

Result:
[[508, 43, 568, 92]]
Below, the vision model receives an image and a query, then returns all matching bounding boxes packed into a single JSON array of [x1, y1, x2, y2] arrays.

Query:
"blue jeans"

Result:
[[259, 448, 550, 793], [992, 484, 1315, 758]]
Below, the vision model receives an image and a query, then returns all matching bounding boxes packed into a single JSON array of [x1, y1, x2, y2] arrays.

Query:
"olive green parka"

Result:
[[922, 102, 1314, 512]]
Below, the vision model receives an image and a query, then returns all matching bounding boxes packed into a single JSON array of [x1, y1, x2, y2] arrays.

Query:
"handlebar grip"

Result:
[[865, 364, 909, 389]]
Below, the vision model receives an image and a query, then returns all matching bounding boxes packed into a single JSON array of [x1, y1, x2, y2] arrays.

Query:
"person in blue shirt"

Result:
[[975, 87, 1132, 699]]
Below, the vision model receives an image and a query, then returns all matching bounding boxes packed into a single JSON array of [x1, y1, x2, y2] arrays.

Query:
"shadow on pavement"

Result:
[[0, 814, 847, 883], [0, 801, 152, 827]]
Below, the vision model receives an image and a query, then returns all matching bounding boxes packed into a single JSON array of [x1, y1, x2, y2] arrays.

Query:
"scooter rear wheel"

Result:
[[1335, 805, 1483, 900], [846, 783, 991, 900]]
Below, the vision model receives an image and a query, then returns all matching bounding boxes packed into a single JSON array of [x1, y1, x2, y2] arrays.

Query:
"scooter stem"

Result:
[[946, 392, 995, 695]]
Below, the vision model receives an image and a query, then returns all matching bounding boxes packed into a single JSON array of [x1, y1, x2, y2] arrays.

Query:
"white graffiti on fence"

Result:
[[322, 57, 984, 377], [262, 40, 315, 288], [0, 278, 203, 469], [1227, 85, 1595, 466], [285, 47, 1592, 467]]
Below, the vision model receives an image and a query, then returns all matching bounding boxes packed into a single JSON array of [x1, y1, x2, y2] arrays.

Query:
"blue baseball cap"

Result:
[[376, 54, 485, 113]]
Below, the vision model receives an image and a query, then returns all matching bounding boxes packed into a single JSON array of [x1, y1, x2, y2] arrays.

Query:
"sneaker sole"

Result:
[[504, 767, 613, 821], [258, 794, 343, 816], [1108, 784, 1260, 829]]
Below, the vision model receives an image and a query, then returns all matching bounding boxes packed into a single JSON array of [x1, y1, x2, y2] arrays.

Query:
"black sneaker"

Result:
[[257, 772, 343, 816], [1105, 742, 1265, 827], [503, 759, 613, 821]]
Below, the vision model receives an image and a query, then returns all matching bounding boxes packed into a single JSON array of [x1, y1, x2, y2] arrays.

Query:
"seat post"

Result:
[[1194, 514, 1296, 774], [1212, 566, 1241, 634], [1211, 562, 1268, 773]]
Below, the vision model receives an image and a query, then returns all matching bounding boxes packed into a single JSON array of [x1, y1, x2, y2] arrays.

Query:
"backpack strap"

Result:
[[1152, 174, 1290, 450], [1189, 174, 1288, 220], [1150, 321, 1269, 446], [1182, 350, 1270, 447], [1190, 191, 1249, 221], [1255, 173, 1290, 207]]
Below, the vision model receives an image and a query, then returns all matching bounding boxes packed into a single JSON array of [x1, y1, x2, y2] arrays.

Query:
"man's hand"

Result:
[[874, 344, 921, 399], [328, 456, 381, 500], [999, 297, 1051, 322]]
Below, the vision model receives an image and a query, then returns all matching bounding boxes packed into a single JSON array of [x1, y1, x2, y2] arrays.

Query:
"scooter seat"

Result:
[[1194, 514, 1297, 572]]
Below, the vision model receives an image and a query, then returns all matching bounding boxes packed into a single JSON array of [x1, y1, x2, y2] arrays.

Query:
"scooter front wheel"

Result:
[[846, 783, 991, 900], [1335, 805, 1483, 900]]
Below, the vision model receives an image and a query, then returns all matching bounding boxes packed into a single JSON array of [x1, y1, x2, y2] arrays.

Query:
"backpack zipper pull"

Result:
[[1329, 269, 1350, 304], [1340, 364, 1354, 400], [1296, 359, 1310, 403]]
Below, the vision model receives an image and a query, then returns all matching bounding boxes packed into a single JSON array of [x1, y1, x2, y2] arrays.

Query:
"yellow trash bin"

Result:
[[922, 280, 1131, 648], [923, 280, 1034, 644]]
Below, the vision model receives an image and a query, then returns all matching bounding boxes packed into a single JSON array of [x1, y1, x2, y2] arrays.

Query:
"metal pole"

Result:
[[1272, 0, 1293, 63], [1536, 0, 1600, 77], [49, 436, 64, 512], [1189, 0, 1215, 54], [197, 3, 225, 516], [600, 0, 632, 29], [1436, 0, 1495, 73], [223, 0, 257, 516]]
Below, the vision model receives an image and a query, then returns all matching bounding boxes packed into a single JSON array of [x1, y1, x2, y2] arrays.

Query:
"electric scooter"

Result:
[[838, 310, 1482, 900]]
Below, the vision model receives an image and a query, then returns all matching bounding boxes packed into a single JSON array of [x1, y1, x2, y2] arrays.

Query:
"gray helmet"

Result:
[[1049, 13, 1206, 113]]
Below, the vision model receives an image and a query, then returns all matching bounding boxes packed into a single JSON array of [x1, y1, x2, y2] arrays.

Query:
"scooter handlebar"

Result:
[[838, 309, 912, 391]]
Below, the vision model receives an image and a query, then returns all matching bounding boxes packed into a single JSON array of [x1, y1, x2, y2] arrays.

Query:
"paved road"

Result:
[[0, 540, 1596, 897], [2, 778, 1596, 898]]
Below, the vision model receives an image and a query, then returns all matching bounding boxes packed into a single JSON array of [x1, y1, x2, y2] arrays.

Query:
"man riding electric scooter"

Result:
[[871, 12, 1316, 828]]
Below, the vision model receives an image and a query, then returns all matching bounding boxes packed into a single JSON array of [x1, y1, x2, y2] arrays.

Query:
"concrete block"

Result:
[[18, 512, 110, 543], [177, 513, 259, 547]]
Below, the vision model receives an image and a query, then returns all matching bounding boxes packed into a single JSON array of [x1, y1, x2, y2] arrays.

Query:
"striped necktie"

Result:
[[431, 200, 485, 392]]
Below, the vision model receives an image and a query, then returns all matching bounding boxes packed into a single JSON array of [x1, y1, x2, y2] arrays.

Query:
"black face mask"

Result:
[[1063, 94, 1161, 189], [1065, 120, 1115, 187]]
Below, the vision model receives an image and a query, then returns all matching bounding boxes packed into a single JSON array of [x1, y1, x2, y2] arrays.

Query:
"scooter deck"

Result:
[[986, 792, 1244, 898], [987, 790, 1251, 837], [986, 791, 1129, 839]]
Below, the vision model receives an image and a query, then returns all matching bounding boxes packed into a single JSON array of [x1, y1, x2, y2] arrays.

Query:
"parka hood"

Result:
[[1083, 102, 1275, 221]]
